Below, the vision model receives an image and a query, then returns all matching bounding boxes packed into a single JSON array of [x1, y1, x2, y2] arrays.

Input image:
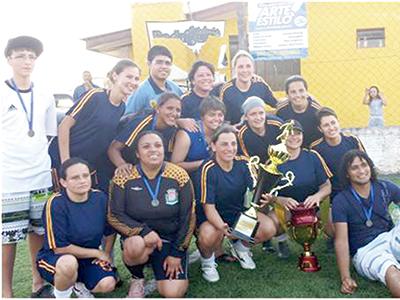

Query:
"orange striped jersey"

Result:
[[219, 76, 277, 125], [275, 97, 322, 148], [48, 88, 125, 167], [237, 115, 283, 160], [277, 149, 332, 203], [310, 132, 365, 197], [39, 190, 112, 252], [194, 156, 254, 227]]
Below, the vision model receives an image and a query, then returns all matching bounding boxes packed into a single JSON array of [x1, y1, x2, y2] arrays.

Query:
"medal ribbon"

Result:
[[137, 163, 163, 203], [11, 79, 34, 134], [350, 184, 375, 224]]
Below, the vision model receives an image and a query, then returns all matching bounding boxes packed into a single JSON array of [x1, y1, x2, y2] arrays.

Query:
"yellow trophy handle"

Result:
[[247, 156, 260, 189]]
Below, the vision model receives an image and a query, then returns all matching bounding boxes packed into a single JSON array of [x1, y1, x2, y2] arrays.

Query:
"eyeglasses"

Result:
[[11, 54, 37, 61]]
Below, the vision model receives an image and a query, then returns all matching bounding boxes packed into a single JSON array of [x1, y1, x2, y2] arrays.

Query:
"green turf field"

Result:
[[11, 176, 399, 298]]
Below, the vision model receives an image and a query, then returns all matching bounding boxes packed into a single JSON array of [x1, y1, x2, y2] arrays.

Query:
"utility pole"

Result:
[[237, 2, 249, 51]]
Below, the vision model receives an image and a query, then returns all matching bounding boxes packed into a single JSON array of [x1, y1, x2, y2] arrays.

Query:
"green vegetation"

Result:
[[12, 175, 399, 298]]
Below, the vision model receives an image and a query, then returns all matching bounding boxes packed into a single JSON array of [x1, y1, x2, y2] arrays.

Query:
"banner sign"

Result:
[[248, 1, 308, 60], [146, 20, 225, 54]]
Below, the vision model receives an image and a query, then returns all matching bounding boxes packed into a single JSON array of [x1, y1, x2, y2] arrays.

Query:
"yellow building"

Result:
[[84, 2, 399, 128]]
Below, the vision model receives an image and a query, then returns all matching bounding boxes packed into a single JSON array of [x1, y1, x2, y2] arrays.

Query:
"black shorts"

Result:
[[121, 237, 188, 281]]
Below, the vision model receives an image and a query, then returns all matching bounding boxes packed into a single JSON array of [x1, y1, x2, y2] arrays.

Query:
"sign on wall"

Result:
[[146, 20, 225, 54], [248, 1, 308, 60]]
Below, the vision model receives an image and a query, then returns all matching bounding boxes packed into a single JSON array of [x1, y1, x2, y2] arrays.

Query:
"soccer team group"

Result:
[[2, 35, 400, 298]]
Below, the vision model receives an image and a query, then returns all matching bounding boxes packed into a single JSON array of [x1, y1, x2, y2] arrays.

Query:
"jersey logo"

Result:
[[130, 186, 143, 191], [165, 188, 178, 205], [8, 104, 17, 112]]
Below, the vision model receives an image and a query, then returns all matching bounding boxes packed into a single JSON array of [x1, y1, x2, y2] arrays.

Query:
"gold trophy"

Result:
[[229, 121, 295, 244], [287, 204, 321, 272]]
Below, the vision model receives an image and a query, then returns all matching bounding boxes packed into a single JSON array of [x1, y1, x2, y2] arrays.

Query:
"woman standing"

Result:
[[49, 60, 141, 192], [220, 50, 277, 125], [108, 131, 195, 298], [362, 85, 387, 128]]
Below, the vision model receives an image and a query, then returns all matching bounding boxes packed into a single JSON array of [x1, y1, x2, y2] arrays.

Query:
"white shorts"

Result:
[[2, 187, 52, 244], [353, 224, 400, 285]]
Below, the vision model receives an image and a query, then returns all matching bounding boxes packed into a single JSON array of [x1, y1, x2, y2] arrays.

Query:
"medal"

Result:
[[351, 184, 375, 228], [10, 79, 34, 137], [137, 164, 164, 208], [28, 129, 35, 137]]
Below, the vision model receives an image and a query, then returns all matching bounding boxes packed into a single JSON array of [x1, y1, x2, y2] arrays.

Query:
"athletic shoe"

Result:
[[262, 240, 276, 253], [201, 262, 220, 282], [144, 279, 157, 296], [189, 249, 201, 264], [127, 278, 145, 298], [73, 282, 94, 298], [277, 241, 290, 259], [231, 246, 256, 270]]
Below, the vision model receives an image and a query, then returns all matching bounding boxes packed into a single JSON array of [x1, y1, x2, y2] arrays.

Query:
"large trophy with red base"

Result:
[[229, 121, 295, 244], [287, 204, 321, 272]]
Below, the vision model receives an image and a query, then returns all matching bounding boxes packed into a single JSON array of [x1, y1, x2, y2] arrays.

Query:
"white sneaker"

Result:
[[73, 282, 94, 298], [231, 247, 256, 270], [189, 249, 201, 264], [144, 279, 157, 296], [201, 262, 220, 282]]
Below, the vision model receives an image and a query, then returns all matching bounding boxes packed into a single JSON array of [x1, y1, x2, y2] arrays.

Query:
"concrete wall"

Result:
[[345, 126, 400, 175]]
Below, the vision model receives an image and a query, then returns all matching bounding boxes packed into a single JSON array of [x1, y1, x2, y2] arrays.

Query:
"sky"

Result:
[[0, 0, 231, 95]]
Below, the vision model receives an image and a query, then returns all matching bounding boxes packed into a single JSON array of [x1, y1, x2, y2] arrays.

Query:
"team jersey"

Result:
[[183, 121, 212, 162], [181, 91, 204, 120], [277, 149, 332, 203], [39, 189, 113, 255], [332, 180, 400, 256], [220, 77, 278, 125], [195, 157, 254, 226], [237, 115, 283, 161], [275, 97, 322, 148], [115, 111, 177, 164], [1, 80, 57, 193], [108, 162, 195, 258], [311, 133, 365, 198], [49, 88, 125, 169]]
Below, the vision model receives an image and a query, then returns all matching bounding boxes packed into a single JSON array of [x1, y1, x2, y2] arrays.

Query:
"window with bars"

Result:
[[357, 28, 385, 48]]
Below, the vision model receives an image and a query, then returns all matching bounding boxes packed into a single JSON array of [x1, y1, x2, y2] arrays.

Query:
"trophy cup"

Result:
[[287, 204, 321, 272], [229, 121, 295, 244]]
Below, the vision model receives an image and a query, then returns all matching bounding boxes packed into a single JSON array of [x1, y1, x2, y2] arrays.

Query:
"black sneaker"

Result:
[[277, 241, 290, 259], [262, 240, 276, 253]]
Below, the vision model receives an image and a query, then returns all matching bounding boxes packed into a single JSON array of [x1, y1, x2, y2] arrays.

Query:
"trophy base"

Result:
[[229, 212, 259, 245], [298, 252, 321, 272]]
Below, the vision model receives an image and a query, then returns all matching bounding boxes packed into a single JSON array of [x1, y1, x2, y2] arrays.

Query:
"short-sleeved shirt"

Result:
[[115, 111, 177, 164], [1, 80, 57, 193], [38, 189, 113, 256], [108, 162, 195, 258], [275, 97, 322, 148], [48, 88, 125, 169], [195, 157, 254, 226], [181, 91, 204, 120], [332, 180, 400, 256], [237, 115, 283, 160], [277, 149, 332, 203], [220, 78, 278, 125], [369, 99, 384, 117], [311, 133, 365, 198], [125, 77, 182, 115]]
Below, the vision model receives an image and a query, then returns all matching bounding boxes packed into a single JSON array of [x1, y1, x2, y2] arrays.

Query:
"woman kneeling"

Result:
[[109, 131, 195, 298]]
